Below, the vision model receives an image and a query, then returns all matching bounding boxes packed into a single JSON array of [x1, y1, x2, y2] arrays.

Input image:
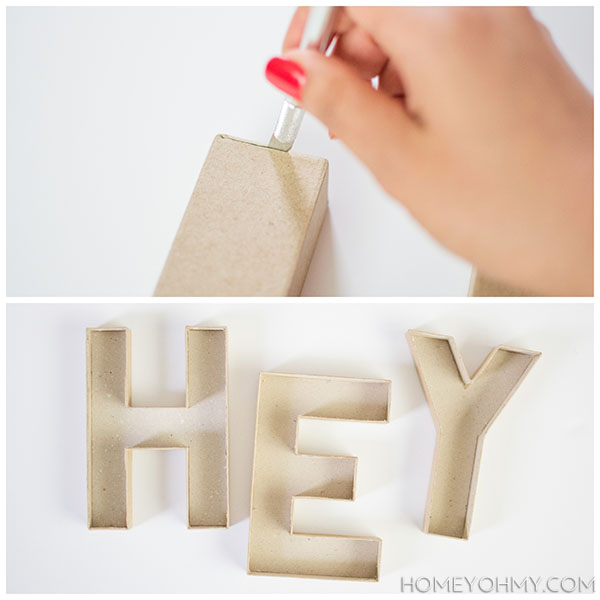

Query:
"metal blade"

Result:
[[268, 98, 305, 152]]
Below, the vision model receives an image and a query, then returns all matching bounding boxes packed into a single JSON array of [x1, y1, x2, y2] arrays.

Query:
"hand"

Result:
[[265, 7, 593, 296]]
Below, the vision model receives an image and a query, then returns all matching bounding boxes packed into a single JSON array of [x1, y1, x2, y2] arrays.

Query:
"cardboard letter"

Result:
[[469, 268, 534, 297], [406, 330, 540, 539], [155, 135, 328, 297], [86, 326, 229, 529], [248, 372, 390, 581]]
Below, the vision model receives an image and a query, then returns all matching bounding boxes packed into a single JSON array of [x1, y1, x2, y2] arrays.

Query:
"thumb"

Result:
[[265, 50, 419, 191]]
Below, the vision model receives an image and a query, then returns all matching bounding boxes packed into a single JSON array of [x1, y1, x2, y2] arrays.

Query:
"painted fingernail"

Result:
[[265, 57, 306, 102]]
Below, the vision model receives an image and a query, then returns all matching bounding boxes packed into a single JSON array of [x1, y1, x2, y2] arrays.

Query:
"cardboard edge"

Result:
[[407, 329, 541, 387], [86, 327, 131, 529], [153, 136, 226, 297], [246, 371, 266, 576], [155, 133, 330, 297], [467, 267, 478, 296], [461, 347, 541, 538], [218, 135, 331, 297], [289, 160, 329, 296], [468, 268, 537, 297], [247, 371, 389, 581], [246, 569, 380, 582], [86, 329, 93, 529], [262, 370, 393, 386], [406, 329, 541, 539], [88, 326, 228, 530], [218, 133, 328, 163], [184, 325, 230, 528]]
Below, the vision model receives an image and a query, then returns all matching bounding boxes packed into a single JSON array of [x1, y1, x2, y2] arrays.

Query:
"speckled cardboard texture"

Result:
[[86, 326, 229, 529], [469, 269, 535, 297], [406, 330, 540, 539], [248, 372, 390, 581], [154, 135, 329, 297]]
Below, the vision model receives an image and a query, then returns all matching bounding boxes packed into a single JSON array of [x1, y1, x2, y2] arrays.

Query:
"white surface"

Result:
[[6, 302, 593, 593], [6, 6, 593, 297]]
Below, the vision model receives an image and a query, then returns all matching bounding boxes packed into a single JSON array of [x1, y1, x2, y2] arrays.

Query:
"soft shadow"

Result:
[[58, 316, 89, 523], [271, 356, 380, 381], [301, 210, 340, 296], [224, 357, 260, 527], [131, 449, 172, 526], [376, 318, 429, 420], [194, 311, 267, 528], [187, 327, 226, 406], [101, 312, 185, 407]]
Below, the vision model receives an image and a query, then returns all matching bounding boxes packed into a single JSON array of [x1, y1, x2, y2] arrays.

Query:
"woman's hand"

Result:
[[266, 7, 593, 296]]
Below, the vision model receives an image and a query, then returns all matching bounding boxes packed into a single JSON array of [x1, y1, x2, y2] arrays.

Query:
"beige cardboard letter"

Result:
[[469, 268, 534, 297], [154, 135, 328, 297], [406, 330, 540, 539], [86, 326, 229, 529], [248, 372, 390, 581]]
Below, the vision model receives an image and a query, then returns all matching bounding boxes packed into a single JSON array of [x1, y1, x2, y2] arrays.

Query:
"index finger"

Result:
[[282, 7, 309, 50]]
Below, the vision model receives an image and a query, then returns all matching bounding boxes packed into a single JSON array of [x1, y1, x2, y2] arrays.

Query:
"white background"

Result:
[[6, 6, 594, 297], [6, 302, 593, 593]]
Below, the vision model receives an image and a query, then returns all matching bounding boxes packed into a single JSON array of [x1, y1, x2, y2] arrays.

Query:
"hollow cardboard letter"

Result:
[[86, 326, 229, 529], [406, 330, 540, 539], [155, 135, 329, 297], [248, 372, 390, 581]]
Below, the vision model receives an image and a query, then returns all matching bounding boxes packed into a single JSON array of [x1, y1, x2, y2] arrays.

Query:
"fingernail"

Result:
[[328, 130, 336, 140], [265, 57, 306, 102]]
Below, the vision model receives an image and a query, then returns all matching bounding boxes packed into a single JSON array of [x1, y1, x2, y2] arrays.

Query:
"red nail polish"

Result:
[[265, 57, 306, 102]]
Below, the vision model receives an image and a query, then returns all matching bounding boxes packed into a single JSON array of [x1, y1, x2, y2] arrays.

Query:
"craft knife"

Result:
[[268, 7, 338, 152]]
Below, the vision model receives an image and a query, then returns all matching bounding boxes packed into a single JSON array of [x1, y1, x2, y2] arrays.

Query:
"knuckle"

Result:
[[439, 7, 492, 39]]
